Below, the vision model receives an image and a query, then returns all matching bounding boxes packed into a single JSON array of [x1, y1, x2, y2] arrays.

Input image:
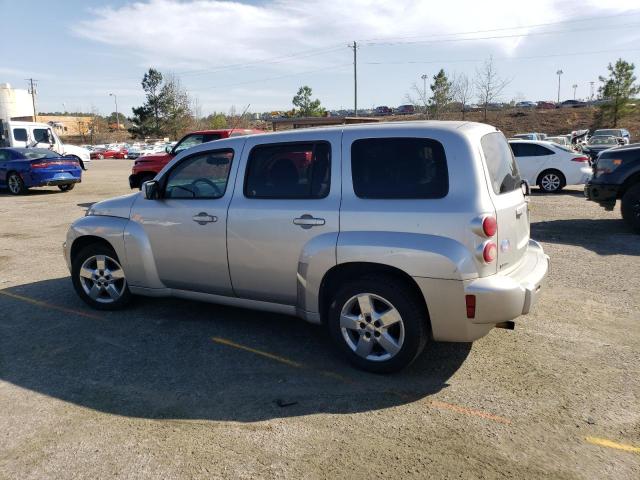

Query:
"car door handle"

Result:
[[293, 214, 325, 229], [192, 212, 217, 225]]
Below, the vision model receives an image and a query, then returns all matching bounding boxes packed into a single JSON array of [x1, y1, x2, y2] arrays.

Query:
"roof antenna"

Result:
[[228, 104, 251, 136]]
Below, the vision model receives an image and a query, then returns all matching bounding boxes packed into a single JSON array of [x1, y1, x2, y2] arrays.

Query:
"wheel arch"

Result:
[[620, 172, 640, 198], [536, 168, 566, 186], [70, 235, 117, 263]]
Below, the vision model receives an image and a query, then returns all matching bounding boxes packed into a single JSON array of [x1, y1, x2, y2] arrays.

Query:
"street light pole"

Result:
[[109, 93, 119, 130], [421, 74, 428, 114], [572, 84, 578, 100], [556, 70, 563, 103]]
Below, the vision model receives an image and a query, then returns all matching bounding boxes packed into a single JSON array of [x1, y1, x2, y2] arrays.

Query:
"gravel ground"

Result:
[[0, 160, 638, 479]]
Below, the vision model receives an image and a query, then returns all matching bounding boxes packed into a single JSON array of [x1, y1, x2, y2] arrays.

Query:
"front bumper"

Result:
[[584, 182, 619, 210]]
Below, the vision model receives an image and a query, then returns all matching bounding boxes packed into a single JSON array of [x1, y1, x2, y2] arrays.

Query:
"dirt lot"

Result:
[[0, 160, 638, 479]]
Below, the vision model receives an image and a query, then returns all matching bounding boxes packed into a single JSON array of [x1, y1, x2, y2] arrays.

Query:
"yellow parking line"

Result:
[[429, 399, 511, 425], [212, 336, 305, 369], [586, 436, 640, 454], [0, 290, 102, 320]]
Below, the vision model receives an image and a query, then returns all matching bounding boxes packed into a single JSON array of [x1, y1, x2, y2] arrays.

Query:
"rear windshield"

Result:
[[15, 148, 59, 160], [481, 132, 522, 194]]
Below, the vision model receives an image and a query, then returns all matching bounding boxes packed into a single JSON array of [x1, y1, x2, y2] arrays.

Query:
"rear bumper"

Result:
[[27, 171, 82, 187], [584, 182, 619, 209]]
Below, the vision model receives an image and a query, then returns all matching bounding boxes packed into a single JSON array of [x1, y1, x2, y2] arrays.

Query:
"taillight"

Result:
[[571, 156, 590, 162], [465, 295, 476, 319], [30, 161, 49, 169], [482, 216, 497, 237], [482, 241, 498, 263]]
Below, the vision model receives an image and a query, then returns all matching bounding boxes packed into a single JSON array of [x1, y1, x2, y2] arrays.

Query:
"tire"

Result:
[[621, 184, 640, 233], [7, 172, 27, 195], [58, 184, 75, 192], [71, 243, 132, 310], [537, 169, 566, 193], [327, 275, 429, 373], [98, 154, 104, 160]]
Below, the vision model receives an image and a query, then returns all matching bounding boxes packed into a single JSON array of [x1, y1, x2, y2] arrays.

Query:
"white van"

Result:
[[0, 120, 91, 169]]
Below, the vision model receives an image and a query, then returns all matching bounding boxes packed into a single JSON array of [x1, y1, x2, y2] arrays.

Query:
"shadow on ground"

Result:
[[0, 277, 471, 422], [532, 217, 639, 256], [0, 188, 64, 197]]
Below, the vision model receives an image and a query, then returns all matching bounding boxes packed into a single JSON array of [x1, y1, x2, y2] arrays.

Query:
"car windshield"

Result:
[[594, 130, 620, 137], [589, 137, 617, 145], [15, 148, 59, 160]]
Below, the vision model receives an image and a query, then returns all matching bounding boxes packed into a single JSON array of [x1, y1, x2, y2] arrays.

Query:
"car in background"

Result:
[[395, 104, 415, 115], [581, 136, 620, 161], [537, 101, 556, 109], [545, 136, 570, 147], [374, 106, 393, 116], [512, 133, 544, 141], [559, 100, 587, 108], [515, 101, 537, 109], [0, 148, 82, 195], [585, 143, 640, 232], [592, 128, 630, 144], [129, 128, 264, 189], [127, 147, 143, 159], [508, 140, 592, 193]]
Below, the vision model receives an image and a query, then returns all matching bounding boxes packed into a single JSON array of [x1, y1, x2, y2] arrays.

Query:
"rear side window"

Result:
[[13, 128, 27, 142], [244, 142, 331, 199], [351, 137, 448, 199], [510, 142, 554, 157], [482, 133, 522, 194]]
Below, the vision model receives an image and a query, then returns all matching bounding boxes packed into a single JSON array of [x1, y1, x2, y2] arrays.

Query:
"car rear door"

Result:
[[481, 133, 529, 272], [227, 131, 341, 305]]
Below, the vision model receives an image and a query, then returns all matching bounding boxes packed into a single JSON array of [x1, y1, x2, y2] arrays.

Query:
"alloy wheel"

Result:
[[541, 173, 561, 192], [78, 254, 127, 304], [8, 175, 21, 194], [339, 293, 405, 362]]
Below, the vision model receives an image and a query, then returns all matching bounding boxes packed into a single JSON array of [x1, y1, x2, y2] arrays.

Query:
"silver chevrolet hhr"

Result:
[[64, 121, 549, 372]]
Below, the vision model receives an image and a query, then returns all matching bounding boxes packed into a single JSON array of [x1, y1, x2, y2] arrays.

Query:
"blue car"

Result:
[[0, 148, 82, 195]]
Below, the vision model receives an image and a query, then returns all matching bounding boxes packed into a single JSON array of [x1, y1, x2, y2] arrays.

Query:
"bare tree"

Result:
[[405, 82, 430, 118], [452, 73, 472, 119], [474, 56, 510, 121]]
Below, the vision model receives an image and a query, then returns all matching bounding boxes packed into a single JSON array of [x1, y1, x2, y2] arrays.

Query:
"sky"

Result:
[[1, 0, 640, 117]]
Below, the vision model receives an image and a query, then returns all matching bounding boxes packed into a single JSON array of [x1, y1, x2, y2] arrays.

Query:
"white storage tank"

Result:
[[0, 83, 34, 121]]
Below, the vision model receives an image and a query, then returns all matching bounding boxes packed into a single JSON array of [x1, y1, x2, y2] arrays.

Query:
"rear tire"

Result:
[[621, 184, 640, 233], [71, 243, 132, 310], [58, 184, 75, 192], [327, 275, 428, 373], [537, 169, 566, 193], [7, 172, 27, 195]]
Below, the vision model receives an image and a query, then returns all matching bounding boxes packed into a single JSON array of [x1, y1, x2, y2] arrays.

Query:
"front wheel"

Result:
[[327, 276, 429, 373], [7, 173, 27, 195], [58, 184, 75, 192], [72, 243, 132, 310], [621, 184, 640, 233], [538, 170, 566, 193]]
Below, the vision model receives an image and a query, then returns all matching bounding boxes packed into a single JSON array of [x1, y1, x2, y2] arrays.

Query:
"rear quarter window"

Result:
[[351, 137, 448, 199], [482, 132, 522, 194]]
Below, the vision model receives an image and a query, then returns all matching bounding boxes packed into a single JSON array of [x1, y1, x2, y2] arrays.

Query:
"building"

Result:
[[0, 83, 34, 121]]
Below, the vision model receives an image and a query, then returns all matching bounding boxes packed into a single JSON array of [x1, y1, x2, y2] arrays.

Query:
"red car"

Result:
[[128, 129, 263, 188], [90, 147, 127, 159]]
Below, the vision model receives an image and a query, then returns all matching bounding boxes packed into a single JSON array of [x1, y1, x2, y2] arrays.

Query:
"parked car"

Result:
[[127, 147, 143, 160], [537, 101, 556, 110], [512, 133, 543, 141], [559, 100, 587, 108], [515, 101, 537, 109], [395, 104, 415, 115], [374, 106, 393, 116], [64, 121, 549, 373], [90, 147, 122, 160], [581, 135, 619, 161], [508, 140, 592, 193], [545, 136, 570, 147], [585, 143, 640, 232], [592, 128, 630, 144], [0, 147, 82, 194], [129, 128, 263, 189]]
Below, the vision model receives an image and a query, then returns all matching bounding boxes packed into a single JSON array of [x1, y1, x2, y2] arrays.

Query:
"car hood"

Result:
[[136, 152, 171, 162], [87, 192, 139, 219], [62, 144, 91, 161]]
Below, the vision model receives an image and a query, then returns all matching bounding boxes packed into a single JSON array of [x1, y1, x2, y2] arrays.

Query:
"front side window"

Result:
[[164, 149, 233, 199], [33, 128, 50, 143], [244, 142, 331, 199], [481, 132, 522, 194], [13, 128, 27, 142], [351, 137, 448, 199]]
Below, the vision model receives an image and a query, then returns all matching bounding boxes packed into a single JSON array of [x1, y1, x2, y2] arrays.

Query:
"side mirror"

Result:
[[143, 180, 160, 200], [165, 145, 173, 154]]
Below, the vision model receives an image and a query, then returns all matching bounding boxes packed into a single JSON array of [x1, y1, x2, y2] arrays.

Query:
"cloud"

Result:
[[74, 0, 608, 70]]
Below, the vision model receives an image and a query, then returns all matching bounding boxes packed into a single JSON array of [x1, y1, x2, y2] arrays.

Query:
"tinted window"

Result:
[[33, 128, 49, 143], [13, 128, 27, 142], [482, 133, 521, 194], [351, 137, 448, 199], [244, 142, 330, 199], [164, 149, 233, 199], [510, 142, 553, 157]]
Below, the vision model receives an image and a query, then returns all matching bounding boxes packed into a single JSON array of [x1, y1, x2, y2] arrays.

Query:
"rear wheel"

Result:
[[7, 173, 27, 195], [538, 169, 565, 193], [58, 184, 75, 192], [327, 275, 428, 373], [621, 183, 640, 233], [72, 243, 132, 310]]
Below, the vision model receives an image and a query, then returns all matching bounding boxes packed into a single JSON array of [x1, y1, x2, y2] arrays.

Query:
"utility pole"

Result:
[[421, 74, 428, 115], [109, 93, 119, 130], [572, 84, 578, 100], [590, 81, 595, 100], [26, 78, 38, 122], [556, 70, 563, 103], [350, 41, 358, 116]]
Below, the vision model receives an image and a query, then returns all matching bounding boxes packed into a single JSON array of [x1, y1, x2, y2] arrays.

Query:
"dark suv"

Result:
[[584, 143, 640, 232]]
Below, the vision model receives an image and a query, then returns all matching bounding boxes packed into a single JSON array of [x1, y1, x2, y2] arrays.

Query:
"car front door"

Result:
[[227, 132, 341, 306], [129, 146, 239, 295]]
